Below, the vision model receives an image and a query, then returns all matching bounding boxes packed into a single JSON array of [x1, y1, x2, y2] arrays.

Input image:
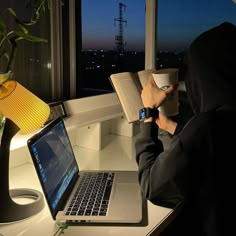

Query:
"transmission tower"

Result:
[[114, 2, 127, 54]]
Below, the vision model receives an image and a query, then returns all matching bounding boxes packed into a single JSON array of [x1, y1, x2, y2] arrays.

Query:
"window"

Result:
[[77, 0, 146, 98], [4, 0, 235, 107], [156, 0, 236, 123], [0, 1, 148, 103], [0, 1, 52, 102], [157, 0, 236, 76]]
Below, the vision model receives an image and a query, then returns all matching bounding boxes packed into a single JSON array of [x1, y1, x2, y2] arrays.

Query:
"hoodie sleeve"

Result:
[[135, 122, 187, 208], [174, 121, 186, 135]]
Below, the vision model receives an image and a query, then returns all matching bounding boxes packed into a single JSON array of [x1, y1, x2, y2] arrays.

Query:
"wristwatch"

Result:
[[139, 107, 159, 121]]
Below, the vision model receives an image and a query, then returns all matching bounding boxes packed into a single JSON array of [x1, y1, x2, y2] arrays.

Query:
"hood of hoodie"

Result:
[[184, 22, 236, 114]]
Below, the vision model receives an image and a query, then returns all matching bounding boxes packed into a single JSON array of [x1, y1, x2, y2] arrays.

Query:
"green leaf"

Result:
[[7, 8, 17, 18], [14, 31, 48, 43], [0, 71, 12, 85], [7, 8, 30, 34], [15, 19, 29, 34], [0, 51, 10, 61], [0, 1, 49, 73]]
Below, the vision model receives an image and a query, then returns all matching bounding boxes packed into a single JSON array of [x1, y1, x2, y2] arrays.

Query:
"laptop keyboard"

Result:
[[65, 172, 114, 216]]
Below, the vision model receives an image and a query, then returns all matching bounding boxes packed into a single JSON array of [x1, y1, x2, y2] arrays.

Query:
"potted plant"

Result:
[[0, 0, 49, 134]]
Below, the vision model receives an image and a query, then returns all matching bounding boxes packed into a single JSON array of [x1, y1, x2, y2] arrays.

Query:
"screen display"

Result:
[[139, 108, 146, 121], [29, 119, 78, 212]]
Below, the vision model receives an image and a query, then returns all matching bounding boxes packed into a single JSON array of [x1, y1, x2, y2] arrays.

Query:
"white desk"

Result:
[[0, 134, 178, 236]]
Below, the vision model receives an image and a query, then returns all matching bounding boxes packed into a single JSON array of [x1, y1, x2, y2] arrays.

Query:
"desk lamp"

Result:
[[0, 80, 50, 223]]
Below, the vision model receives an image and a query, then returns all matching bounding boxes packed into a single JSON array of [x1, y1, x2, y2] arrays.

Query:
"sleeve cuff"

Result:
[[140, 121, 159, 138]]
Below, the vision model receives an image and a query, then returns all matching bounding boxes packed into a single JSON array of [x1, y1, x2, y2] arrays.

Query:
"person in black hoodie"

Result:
[[135, 22, 236, 236]]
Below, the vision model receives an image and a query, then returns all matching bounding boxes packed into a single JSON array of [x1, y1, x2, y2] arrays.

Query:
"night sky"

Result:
[[82, 0, 236, 51], [82, 0, 145, 51], [1, 0, 236, 52]]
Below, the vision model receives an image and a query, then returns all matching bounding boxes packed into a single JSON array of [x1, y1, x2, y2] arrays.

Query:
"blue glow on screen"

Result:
[[30, 120, 79, 211]]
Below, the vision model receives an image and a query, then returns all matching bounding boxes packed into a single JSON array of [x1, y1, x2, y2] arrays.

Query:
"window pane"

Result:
[[78, 0, 146, 97], [157, 0, 236, 75], [157, 0, 236, 123], [0, 2, 52, 102]]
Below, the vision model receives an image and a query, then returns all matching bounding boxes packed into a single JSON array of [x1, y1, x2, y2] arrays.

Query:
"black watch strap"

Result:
[[139, 107, 159, 121]]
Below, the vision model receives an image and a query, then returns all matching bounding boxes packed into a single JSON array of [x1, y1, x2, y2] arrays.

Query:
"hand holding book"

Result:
[[151, 68, 179, 117], [141, 75, 178, 135], [141, 76, 177, 110], [109, 68, 179, 123], [109, 69, 155, 123]]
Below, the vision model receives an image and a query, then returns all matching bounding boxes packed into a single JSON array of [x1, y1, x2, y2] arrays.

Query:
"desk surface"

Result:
[[1, 134, 177, 236]]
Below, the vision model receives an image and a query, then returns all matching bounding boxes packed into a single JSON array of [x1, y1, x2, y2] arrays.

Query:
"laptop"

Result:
[[27, 117, 143, 223]]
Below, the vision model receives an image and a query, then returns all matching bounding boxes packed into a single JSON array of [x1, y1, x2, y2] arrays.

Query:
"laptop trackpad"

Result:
[[109, 183, 142, 222], [113, 183, 140, 200]]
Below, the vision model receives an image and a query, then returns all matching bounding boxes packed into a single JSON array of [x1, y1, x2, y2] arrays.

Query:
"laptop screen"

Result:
[[27, 118, 79, 216]]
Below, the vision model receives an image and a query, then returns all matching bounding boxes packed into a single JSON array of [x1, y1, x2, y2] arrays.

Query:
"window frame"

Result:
[[66, 0, 156, 102], [51, 0, 157, 113]]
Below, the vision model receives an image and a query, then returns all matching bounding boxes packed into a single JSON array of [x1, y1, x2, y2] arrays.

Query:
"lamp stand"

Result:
[[0, 118, 44, 223]]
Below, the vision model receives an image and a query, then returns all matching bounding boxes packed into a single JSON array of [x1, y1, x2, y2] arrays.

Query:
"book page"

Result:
[[137, 69, 156, 88], [110, 72, 143, 123]]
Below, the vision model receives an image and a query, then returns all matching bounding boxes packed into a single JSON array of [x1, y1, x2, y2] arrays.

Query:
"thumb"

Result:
[[164, 82, 178, 95]]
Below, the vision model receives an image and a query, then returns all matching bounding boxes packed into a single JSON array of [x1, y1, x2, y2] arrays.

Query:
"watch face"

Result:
[[139, 108, 146, 121], [139, 107, 159, 121]]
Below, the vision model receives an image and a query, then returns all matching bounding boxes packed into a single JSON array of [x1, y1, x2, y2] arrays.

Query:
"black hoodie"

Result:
[[135, 22, 236, 236]]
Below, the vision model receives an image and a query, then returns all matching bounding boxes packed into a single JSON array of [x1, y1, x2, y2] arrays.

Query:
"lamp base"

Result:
[[0, 118, 44, 224], [0, 188, 45, 224]]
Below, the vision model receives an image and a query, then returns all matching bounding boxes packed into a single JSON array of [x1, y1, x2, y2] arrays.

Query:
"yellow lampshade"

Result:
[[0, 80, 50, 134]]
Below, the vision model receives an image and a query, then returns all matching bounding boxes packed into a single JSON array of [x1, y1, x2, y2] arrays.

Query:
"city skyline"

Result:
[[82, 0, 236, 51]]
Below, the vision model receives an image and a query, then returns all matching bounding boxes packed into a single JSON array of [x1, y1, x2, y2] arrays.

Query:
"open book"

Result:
[[110, 69, 155, 123]]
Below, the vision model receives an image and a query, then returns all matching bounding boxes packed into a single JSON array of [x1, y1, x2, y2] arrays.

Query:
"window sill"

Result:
[[10, 93, 129, 168]]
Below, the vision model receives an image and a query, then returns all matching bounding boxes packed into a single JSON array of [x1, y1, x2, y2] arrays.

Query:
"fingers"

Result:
[[172, 82, 179, 91], [145, 74, 157, 87], [149, 75, 156, 86], [143, 76, 158, 92], [164, 82, 179, 95], [148, 74, 178, 93], [141, 75, 178, 109]]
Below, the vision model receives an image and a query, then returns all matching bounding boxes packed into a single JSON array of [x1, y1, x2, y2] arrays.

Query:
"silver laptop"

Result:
[[27, 117, 142, 223]]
